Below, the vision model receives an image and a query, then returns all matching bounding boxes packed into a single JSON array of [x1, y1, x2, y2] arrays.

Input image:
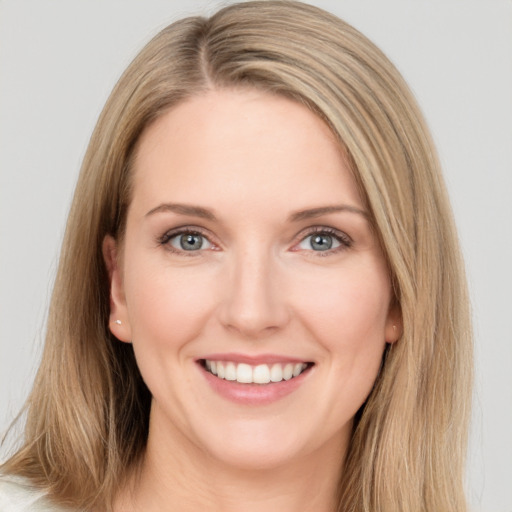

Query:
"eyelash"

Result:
[[294, 226, 353, 256], [158, 226, 216, 257], [157, 226, 352, 256]]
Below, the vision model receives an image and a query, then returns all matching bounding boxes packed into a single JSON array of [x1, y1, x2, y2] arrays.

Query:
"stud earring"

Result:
[[114, 320, 122, 325]]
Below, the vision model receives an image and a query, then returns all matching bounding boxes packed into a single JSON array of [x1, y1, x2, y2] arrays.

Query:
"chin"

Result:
[[184, 412, 349, 473]]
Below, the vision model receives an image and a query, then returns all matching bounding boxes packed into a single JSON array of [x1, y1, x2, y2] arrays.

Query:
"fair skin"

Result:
[[104, 89, 400, 512]]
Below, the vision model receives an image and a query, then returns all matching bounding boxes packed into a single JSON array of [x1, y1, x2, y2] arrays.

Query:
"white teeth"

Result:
[[253, 364, 271, 384], [237, 363, 253, 383], [225, 362, 236, 381], [270, 363, 283, 382], [293, 363, 304, 377], [204, 360, 309, 384]]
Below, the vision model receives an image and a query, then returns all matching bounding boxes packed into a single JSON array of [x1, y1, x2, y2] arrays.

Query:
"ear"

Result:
[[102, 235, 132, 343], [384, 301, 402, 344]]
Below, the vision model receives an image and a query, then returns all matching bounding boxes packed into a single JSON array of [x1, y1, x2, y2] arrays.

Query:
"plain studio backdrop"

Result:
[[0, 1, 511, 510]]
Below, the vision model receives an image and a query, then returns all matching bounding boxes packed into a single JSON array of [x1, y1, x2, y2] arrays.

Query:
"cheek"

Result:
[[297, 267, 390, 342], [297, 265, 391, 419], [292, 261, 391, 387], [123, 258, 218, 348]]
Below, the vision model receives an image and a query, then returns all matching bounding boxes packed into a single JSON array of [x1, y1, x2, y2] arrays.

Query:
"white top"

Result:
[[0, 476, 70, 512]]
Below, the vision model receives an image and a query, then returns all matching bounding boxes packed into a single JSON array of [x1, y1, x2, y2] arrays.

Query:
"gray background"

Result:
[[1, 1, 511, 510]]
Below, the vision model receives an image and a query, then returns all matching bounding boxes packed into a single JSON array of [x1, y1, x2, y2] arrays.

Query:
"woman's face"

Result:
[[106, 89, 399, 471]]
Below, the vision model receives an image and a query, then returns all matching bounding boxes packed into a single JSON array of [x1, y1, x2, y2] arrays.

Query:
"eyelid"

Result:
[[290, 226, 353, 253], [157, 224, 352, 256], [158, 225, 220, 254]]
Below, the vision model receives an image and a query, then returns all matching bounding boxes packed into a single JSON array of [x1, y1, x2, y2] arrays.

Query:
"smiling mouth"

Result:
[[201, 360, 313, 384]]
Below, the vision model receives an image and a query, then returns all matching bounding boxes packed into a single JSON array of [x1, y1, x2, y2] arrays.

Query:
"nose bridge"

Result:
[[219, 241, 289, 337]]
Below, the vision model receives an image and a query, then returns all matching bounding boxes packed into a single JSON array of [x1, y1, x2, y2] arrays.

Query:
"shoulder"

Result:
[[0, 475, 71, 512]]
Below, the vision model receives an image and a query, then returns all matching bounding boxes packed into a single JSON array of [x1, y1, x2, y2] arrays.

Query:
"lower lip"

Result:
[[199, 363, 312, 405]]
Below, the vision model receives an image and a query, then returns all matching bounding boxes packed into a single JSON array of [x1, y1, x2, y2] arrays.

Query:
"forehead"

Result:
[[129, 89, 363, 218]]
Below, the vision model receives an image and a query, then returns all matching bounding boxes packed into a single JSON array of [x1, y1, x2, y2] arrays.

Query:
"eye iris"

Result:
[[180, 234, 203, 250], [310, 234, 333, 251]]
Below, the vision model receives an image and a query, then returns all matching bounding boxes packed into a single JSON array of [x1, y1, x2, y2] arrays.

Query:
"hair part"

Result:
[[2, 2, 472, 511]]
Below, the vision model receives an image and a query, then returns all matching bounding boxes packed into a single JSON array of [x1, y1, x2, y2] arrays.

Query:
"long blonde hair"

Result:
[[2, 2, 472, 511]]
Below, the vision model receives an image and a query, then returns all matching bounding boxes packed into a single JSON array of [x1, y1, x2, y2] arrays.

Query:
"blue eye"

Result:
[[295, 229, 352, 253], [167, 232, 212, 251], [299, 233, 341, 251]]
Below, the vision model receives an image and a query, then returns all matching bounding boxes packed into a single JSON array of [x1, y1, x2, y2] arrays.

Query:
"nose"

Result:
[[218, 247, 290, 338]]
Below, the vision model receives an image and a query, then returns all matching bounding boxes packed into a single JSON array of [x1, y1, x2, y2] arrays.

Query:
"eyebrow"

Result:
[[145, 202, 368, 222], [289, 205, 369, 222], [145, 203, 217, 220]]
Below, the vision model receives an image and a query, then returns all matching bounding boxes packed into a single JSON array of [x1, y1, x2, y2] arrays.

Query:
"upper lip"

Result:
[[198, 353, 312, 365]]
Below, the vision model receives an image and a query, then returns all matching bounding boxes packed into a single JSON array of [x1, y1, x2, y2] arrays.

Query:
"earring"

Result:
[[114, 320, 122, 325]]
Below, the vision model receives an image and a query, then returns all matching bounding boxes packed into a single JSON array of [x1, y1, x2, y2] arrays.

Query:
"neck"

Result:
[[115, 410, 348, 512]]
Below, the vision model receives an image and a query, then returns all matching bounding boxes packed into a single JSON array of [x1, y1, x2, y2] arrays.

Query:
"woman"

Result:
[[0, 1, 472, 511]]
